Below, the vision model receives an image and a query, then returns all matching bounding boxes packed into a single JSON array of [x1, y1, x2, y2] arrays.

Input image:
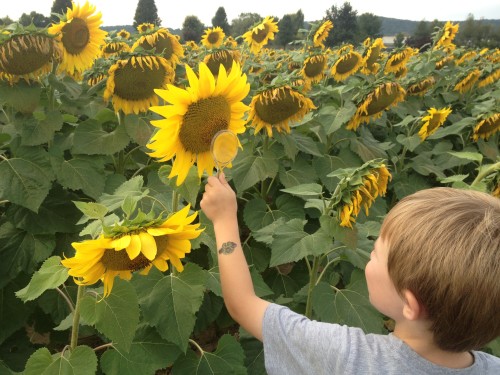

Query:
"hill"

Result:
[[380, 16, 500, 35]]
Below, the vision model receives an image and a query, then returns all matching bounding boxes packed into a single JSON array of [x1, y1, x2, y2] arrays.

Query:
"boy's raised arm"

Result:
[[200, 173, 270, 341]]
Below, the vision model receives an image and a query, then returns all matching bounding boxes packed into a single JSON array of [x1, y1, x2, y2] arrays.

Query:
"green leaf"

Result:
[[16, 256, 68, 302], [428, 117, 475, 139], [232, 149, 279, 192], [396, 134, 421, 152], [292, 133, 323, 156], [250, 268, 273, 298], [325, 103, 357, 134], [134, 264, 207, 351], [159, 165, 201, 207], [0, 80, 41, 113], [281, 183, 323, 199], [278, 158, 318, 189], [350, 127, 391, 162], [240, 338, 265, 375], [72, 119, 130, 155], [99, 176, 148, 211], [447, 151, 483, 163], [124, 114, 154, 146], [243, 196, 305, 232], [312, 271, 383, 333], [73, 201, 109, 220], [17, 111, 64, 146], [79, 279, 140, 352], [392, 173, 431, 200], [439, 174, 469, 184], [100, 326, 182, 375], [54, 156, 106, 199], [24, 345, 97, 375], [313, 155, 347, 193], [172, 334, 246, 375]]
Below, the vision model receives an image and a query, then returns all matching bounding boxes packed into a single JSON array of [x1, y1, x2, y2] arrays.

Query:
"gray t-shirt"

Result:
[[263, 303, 500, 375]]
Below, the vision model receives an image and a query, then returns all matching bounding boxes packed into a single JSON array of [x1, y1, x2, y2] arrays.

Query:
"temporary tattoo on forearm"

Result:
[[218, 241, 237, 255]]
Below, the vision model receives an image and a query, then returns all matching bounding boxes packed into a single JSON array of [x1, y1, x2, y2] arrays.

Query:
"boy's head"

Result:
[[379, 187, 500, 352]]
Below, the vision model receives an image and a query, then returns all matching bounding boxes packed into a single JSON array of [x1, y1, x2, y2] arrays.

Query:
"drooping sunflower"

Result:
[[347, 82, 406, 130], [103, 55, 175, 114], [248, 86, 316, 137], [137, 23, 155, 33], [384, 47, 414, 74], [453, 68, 481, 94], [435, 55, 455, 70], [117, 29, 130, 39], [331, 51, 363, 81], [477, 68, 500, 88], [0, 32, 61, 83], [362, 38, 385, 74], [406, 76, 436, 96], [48, 1, 107, 75], [301, 54, 328, 90], [203, 49, 241, 76], [418, 107, 452, 141], [313, 20, 333, 49], [224, 36, 238, 48], [61, 205, 202, 297], [456, 51, 477, 65], [132, 28, 184, 66], [147, 61, 250, 185], [101, 41, 130, 57], [434, 21, 459, 50], [472, 113, 500, 141], [243, 16, 279, 54], [201, 27, 225, 48]]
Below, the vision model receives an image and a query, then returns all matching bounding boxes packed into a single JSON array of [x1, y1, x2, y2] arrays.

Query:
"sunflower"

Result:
[[435, 21, 459, 50], [132, 28, 184, 66], [224, 36, 238, 48], [103, 55, 175, 114], [48, 1, 107, 75], [472, 113, 500, 141], [137, 23, 155, 33], [117, 29, 130, 39], [147, 61, 250, 185], [435, 55, 455, 70], [406, 76, 436, 96], [101, 41, 130, 57], [243, 16, 279, 54], [313, 20, 333, 49], [384, 47, 414, 74], [61, 205, 202, 297], [301, 54, 328, 90], [201, 27, 225, 48], [362, 38, 385, 74], [248, 86, 316, 137], [453, 69, 481, 94], [347, 82, 406, 130], [87, 72, 106, 86], [331, 51, 363, 81], [0, 33, 61, 82], [456, 51, 477, 65], [418, 107, 452, 141], [477, 68, 500, 88], [203, 49, 241, 76], [339, 165, 391, 228]]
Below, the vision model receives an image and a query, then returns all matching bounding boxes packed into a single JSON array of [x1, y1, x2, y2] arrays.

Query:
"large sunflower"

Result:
[[48, 1, 106, 75], [406, 76, 436, 96], [103, 55, 175, 114], [331, 51, 363, 81], [472, 113, 500, 141], [132, 28, 184, 66], [101, 41, 130, 57], [147, 61, 250, 185], [454, 69, 481, 94], [61, 205, 202, 297], [248, 86, 316, 137], [0, 32, 61, 83], [362, 38, 385, 74], [347, 82, 406, 130], [203, 49, 241, 76], [313, 20, 333, 49], [201, 27, 225, 48], [301, 54, 328, 90], [384, 47, 414, 74], [435, 21, 459, 50], [478, 68, 500, 88], [243, 16, 279, 54], [418, 107, 452, 141]]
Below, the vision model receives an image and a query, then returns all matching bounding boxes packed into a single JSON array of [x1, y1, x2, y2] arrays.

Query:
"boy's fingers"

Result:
[[219, 172, 228, 185]]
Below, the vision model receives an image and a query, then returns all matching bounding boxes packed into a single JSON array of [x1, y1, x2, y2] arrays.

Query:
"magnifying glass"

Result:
[[210, 130, 239, 175]]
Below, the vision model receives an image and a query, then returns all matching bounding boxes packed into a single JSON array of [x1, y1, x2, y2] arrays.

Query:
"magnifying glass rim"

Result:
[[210, 129, 239, 165]]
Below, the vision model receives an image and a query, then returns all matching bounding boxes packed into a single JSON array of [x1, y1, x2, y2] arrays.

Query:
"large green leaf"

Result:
[[280, 183, 323, 199], [23, 346, 97, 375], [100, 326, 182, 375], [243, 195, 305, 232], [0, 80, 41, 114], [312, 270, 383, 334], [124, 114, 154, 146], [16, 256, 68, 302], [17, 111, 64, 146], [278, 158, 318, 189], [134, 264, 207, 351], [159, 165, 201, 207], [54, 156, 106, 199], [232, 148, 279, 192], [71, 119, 130, 155], [99, 176, 148, 211], [172, 334, 246, 375], [292, 133, 323, 156], [79, 279, 140, 352], [428, 117, 475, 139], [240, 337, 265, 375]]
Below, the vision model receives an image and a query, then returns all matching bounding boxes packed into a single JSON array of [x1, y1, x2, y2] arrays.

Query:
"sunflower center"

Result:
[[255, 88, 301, 125], [252, 24, 270, 43], [179, 96, 231, 153], [478, 116, 500, 134], [205, 50, 233, 76], [304, 56, 326, 78], [207, 32, 220, 44], [101, 249, 151, 271], [336, 54, 359, 74], [113, 58, 167, 101], [363, 84, 401, 116], [61, 18, 90, 55], [366, 45, 381, 67], [0, 35, 56, 75]]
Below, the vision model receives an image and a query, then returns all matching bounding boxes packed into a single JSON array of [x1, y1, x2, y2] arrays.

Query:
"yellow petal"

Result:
[[139, 232, 157, 260], [126, 234, 141, 260]]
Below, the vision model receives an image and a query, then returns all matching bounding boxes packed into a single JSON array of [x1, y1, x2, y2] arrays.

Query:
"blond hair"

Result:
[[380, 187, 500, 352]]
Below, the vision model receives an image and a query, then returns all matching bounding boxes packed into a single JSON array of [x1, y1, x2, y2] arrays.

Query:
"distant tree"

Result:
[[230, 13, 262, 38], [394, 32, 406, 48], [277, 15, 295, 48], [406, 20, 433, 49], [212, 7, 230, 34], [182, 15, 204, 42], [0, 16, 14, 26], [19, 11, 51, 28], [291, 9, 305, 31], [50, 0, 72, 22], [133, 0, 161, 28], [324, 2, 358, 47], [357, 13, 382, 41]]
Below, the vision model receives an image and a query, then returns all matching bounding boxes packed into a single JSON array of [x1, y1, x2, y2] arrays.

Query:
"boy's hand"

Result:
[[200, 173, 237, 225]]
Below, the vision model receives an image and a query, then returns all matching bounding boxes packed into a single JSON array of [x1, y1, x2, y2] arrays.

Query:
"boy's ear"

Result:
[[402, 289, 427, 320]]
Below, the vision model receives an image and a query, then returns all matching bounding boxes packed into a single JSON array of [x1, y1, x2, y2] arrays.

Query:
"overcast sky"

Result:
[[3, 0, 500, 29]]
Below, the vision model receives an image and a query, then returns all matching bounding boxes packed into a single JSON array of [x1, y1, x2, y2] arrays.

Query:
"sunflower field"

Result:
[[1, 2, 499, 374]]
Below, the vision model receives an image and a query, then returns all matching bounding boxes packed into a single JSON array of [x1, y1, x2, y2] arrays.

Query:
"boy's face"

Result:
[[365, 237, 405, 320]]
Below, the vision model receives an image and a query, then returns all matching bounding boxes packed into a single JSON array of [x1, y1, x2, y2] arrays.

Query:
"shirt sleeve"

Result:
[[262, 303, 352, 375]]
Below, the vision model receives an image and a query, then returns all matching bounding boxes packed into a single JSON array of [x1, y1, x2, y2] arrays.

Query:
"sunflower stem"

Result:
[[305, 256, 320, 319], [172, 190, 180, 212], [56, 287, 75, 313], [471, 162, 500, 187], [188, 339, 204, 355], [70, 285, 85, 350]]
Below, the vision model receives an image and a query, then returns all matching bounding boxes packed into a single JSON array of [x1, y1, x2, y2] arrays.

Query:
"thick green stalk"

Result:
[[70, 285, 85, 350], [305, 256, 321, 319], [471, 162, 500, 187]]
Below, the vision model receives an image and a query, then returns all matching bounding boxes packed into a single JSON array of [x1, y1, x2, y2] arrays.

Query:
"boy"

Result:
[[200, 174, 500, 374]]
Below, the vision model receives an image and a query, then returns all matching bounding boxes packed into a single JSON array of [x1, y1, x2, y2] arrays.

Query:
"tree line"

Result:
[[1, 0, 499, 49]]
